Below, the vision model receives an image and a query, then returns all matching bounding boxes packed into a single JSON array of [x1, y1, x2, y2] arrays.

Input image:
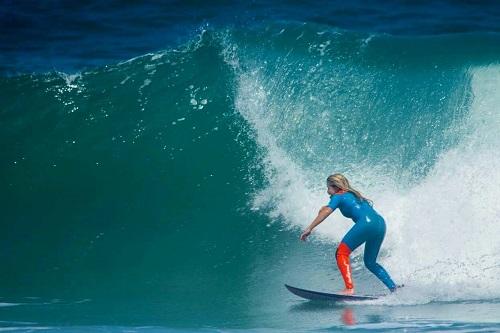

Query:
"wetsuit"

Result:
[[327, 191, 396, 291]]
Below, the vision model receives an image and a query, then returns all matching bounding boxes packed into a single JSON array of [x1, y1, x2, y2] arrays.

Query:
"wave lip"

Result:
[[4, 1, 500, 75]]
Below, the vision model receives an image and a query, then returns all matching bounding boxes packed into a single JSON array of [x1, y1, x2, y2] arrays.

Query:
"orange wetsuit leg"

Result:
[[336, 242, 353, 289]]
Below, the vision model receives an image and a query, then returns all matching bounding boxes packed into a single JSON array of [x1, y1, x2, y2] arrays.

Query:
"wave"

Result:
[[1, 23, 500, 306]]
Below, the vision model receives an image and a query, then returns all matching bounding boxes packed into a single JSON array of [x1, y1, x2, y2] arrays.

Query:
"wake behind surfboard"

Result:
[[285, 284, 378, 302]]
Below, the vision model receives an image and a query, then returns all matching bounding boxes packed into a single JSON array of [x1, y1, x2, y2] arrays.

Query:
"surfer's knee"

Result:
[[336, 242, 352, 258], [363, 258, 379, 272]]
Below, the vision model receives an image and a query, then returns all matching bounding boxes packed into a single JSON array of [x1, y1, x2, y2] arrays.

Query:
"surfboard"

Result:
[[285, 284, 378, 301]]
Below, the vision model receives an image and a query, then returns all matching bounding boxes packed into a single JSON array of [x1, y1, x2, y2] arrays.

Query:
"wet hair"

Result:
[[326, 173, 372, 205]]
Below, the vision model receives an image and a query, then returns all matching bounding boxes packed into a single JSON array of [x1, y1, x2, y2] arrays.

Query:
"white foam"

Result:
[[0, 303, 21, 307], [56, 72, 82, 89], [139, 79, 152, 90], [382, 65, 500, 303]]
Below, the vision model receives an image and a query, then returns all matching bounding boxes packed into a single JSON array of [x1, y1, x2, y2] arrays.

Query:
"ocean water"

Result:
[[1, 1, 500, 332]]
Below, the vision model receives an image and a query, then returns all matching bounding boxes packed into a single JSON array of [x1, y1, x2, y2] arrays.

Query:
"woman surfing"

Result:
[[300, 173, 400, 294]]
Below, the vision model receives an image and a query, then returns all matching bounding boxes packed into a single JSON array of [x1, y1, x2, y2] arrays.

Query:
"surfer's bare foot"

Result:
[[339, 288, 354, 295]]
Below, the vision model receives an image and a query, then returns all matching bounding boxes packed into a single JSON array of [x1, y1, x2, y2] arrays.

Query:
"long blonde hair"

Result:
[[326, 173, 372, 205]]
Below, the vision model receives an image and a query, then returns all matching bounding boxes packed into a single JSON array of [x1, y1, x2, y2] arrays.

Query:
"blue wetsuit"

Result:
[[328, 191, 396, 291]]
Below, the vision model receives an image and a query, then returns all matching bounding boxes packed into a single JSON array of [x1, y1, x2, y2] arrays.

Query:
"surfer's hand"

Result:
[[300, 228, 312, 241]]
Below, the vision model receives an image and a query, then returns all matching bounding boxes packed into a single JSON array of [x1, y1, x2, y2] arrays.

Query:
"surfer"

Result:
[[300, 173, 399, 294]]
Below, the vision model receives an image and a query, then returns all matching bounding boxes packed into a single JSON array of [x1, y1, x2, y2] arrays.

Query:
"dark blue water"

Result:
[[3, 0, 500, 75]]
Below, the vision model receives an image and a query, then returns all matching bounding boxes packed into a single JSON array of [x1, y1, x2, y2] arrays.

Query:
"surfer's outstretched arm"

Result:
[[300, 206, 333, 241]]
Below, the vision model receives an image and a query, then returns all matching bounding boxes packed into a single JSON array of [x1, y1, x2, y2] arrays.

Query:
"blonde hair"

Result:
[[326, 173, 372, 205]]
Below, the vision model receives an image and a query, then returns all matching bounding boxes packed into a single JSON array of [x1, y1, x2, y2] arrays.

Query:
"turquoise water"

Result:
[[1, 23, 500, 331]]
